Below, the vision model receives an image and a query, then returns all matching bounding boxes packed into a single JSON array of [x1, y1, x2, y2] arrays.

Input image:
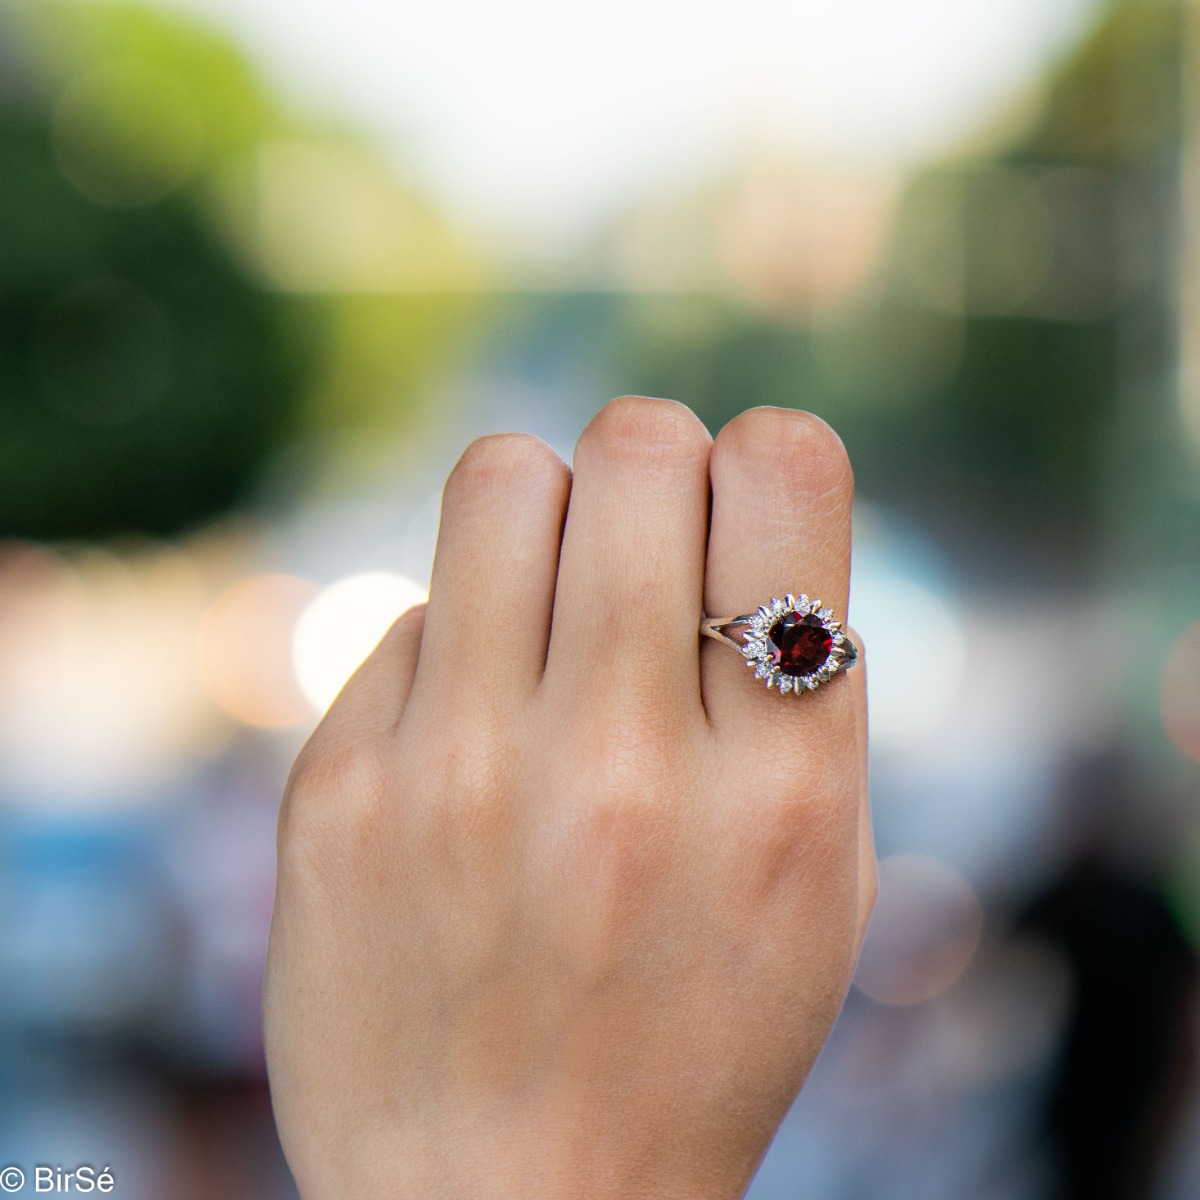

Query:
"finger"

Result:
[[411, 434, 571, 709], [311, 602, 427, 744], [543, 396, 711, 712], [702, 407, 855, 737], [848, 631, 876, 947]]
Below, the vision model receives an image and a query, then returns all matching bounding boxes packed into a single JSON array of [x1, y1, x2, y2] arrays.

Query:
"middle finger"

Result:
[[543, 396, 711, 714]]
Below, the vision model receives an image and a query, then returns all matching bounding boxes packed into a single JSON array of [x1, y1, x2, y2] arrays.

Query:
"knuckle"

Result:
[[407, 720, 513, 832], [719, 407, 853, 501], [277, 736, 389, 867], [447, 433, 567, 501], [561, 723, 687, 865], [562, 746, 676, 855], [579, 395, 710, 470], [423, 738, 500, 804], [573, 792, 671, 898], [737, 781, 860, 911], [741, 758, 857, 847]]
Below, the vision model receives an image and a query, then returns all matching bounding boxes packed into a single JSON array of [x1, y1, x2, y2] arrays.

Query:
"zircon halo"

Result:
[[738, 594, 856, 695]]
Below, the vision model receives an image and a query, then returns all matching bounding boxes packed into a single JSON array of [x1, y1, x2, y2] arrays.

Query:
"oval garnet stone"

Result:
[[768, 612, 832, 677]]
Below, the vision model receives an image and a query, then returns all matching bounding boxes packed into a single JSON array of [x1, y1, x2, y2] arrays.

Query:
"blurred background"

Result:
[[0, 0, 1198, 1195]]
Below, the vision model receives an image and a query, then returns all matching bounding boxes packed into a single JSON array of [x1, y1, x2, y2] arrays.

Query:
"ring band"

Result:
[[701, 593, 858, 695]]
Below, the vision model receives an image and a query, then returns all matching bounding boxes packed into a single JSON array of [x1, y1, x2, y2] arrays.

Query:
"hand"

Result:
[[264, 397, 874, 1199]]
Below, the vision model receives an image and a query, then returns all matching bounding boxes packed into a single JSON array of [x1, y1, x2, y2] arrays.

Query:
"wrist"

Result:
[[286, 1104, 757, 1200]]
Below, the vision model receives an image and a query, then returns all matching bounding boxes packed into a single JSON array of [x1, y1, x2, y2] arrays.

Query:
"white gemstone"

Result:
[[754, 662, 771, 679], [824, 658, 840, 675], [817, 608, 833, 622], [771, 597, 784, 615], [778, 676, 793, 693], [817, 667, 831, 682], [805, 677, 820, 690], [742, 642, 765, 658], [832, 632, 845, 645], [797, 594, 809, 610]]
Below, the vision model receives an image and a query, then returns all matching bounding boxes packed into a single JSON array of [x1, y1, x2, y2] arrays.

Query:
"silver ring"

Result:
[[701, 593, 858, 695]]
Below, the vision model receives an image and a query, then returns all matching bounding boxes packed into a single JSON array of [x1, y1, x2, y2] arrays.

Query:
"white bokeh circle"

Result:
[[292, 571, 428, 713]]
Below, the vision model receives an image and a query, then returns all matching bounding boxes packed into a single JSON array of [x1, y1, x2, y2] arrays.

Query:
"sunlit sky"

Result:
[[149, 0, 1098, 242]]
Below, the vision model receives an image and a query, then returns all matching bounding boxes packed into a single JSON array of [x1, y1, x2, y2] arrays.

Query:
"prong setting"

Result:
[[737, 594, 853, 696]]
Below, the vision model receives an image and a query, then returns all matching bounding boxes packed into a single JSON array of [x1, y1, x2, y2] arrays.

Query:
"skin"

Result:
[[264, 397, 875, 1199]]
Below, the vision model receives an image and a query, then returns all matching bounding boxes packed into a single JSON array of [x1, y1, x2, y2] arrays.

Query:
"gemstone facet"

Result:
[[767, 612, 832, 677]]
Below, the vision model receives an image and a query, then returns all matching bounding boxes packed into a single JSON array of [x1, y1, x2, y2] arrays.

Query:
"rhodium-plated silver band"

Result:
[[700, 614, 762, 649], [700, 594, 858, 695]]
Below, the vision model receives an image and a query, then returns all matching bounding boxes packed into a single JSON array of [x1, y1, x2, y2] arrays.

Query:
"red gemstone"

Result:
[[768, 612, 832, 677]]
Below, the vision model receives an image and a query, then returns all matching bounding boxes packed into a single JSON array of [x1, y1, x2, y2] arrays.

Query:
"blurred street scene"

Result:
[[1, 0, 1199, 1195]]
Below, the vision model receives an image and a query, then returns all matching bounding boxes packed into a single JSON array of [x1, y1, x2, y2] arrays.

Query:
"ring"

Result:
[[701, 594, 858, 695]]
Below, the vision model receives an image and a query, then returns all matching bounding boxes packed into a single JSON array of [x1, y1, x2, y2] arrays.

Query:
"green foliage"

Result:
[[0, 3, 311, 538], [0, 0, 479, 538]]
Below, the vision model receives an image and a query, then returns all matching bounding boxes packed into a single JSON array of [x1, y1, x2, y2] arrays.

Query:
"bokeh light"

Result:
[[854, 853, 984, 1006], [52, 61, 204, 207], [0, 542, 209, 807], [292, 571, 427, 712], [197, 573, 319, 729]]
